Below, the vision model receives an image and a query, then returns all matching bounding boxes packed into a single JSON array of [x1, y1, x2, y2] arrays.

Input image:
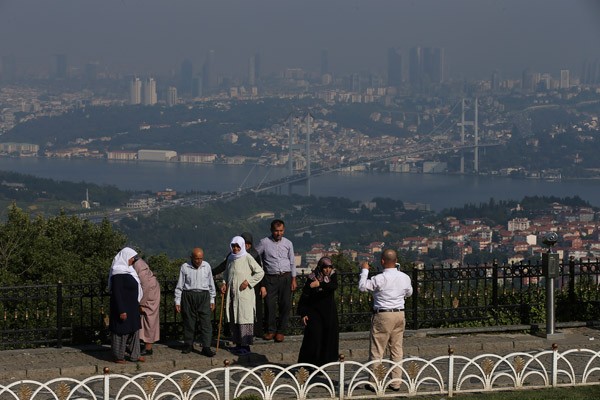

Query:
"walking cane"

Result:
[[216, 290, 225, 352]]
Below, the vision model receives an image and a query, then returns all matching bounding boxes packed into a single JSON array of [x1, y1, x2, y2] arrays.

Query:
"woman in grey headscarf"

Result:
[[220, 236, 264, 355], [108, 247, 144, 363]]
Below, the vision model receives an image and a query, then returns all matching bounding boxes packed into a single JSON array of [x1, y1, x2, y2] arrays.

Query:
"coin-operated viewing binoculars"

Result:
[[541, 232, 564, 339], [542, 232, 559, 278]]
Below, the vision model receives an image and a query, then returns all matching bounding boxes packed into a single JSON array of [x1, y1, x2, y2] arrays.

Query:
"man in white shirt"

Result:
[[359, 249, 413, 391], [174, 247, 216, 357]]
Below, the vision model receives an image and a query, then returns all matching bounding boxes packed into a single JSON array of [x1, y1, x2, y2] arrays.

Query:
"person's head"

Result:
[[316, 256, 334, 276], [380, 249, 398, 269], [270, 219, 285, 241], [191, 247, 204, 268], [230, 236, 246, 255], [241, 232, 253, 250]]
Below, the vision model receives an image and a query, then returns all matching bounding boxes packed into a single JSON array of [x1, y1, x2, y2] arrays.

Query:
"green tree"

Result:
[[0, 205, 127, 284]]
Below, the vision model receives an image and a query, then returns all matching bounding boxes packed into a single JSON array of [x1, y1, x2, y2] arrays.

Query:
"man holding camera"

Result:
[[359, 249, 413, 391]]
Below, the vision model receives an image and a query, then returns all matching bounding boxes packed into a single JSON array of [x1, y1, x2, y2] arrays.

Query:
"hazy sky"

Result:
[[1, 0, 599, 79]]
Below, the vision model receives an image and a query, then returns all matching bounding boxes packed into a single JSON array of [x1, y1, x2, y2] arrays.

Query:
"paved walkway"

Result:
[[1, 326, 599, 383]]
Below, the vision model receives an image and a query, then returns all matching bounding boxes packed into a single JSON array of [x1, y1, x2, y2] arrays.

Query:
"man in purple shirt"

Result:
[[255, 219, 297, 343]]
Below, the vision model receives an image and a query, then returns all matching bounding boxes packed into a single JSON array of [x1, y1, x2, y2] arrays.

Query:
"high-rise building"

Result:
[[179, 59, 193, 96], [409, 47, 422, 88], [167, 86, 178, 107], [202, 50, 217, 93], [429, 47, 444, 83], [422, 47, 444, 84], [320, 49, 329, 77], [491, 70, 501, 92], [409, 46, 444, 90], [248, 54, 258, 86], [143, 77, 157, 105], [582, 59, 600, 85], [84, 62, 99, 82], [55, 54, 68, 79], [253, 52, 261, 82], [522, 68, 535, 92], [560, 69, 570, 89], [387, 47, 402, 87], [192, 76, 203, 97], [129, 77, 142, 105], [1, 55, 17, 82]]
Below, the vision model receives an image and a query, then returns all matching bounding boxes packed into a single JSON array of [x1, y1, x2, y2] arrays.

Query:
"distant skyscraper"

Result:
[[192, 76, 203, 97], [55, 54, 68, 79], [430, 47, 444, 83], [167, 86, 178, 107], [248, 54, 257, 86], [409, 47, 422, 89], [202, 50, 217, 93], [422, 47, 444, 84], [351, 73, 361, 92], [582, 59, 600, 85], [387, 47, 402, 87], [409, 46, 444, 90], [491, 70, 501, 91], [1, 55, 17, 82], [179, 59, 193, 96], [129, 77, 142, 105], [84, 62, 99, 82], [143, 78, 157, 105], [560, 69, 570, 89], [521, 68, 535, 92], [320, 49, 329, 76]]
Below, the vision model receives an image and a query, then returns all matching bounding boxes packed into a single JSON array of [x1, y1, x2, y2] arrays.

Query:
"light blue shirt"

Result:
[[174, 261, 216, 305], [255, 236, 296, 277]]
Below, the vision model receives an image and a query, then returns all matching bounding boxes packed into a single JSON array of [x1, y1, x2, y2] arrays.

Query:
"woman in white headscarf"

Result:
[[220, 236, 264, 355], [108, 247, 144, 363]]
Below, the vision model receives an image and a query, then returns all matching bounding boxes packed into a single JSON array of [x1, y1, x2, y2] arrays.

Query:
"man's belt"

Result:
[[373, 308, 404, 313], [267, 271, 291, 276]]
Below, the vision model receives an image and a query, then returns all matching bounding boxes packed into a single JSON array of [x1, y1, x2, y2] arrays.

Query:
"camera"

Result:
[[542, 232, 558, 247]]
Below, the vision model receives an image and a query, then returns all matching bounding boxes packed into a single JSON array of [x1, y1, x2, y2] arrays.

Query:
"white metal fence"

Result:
[[2, 347, 600, 400]]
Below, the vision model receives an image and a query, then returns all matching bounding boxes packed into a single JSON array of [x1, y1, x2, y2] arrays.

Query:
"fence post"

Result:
[[447, 347, 455, 398], [492, 259, 498, 308], [412, 266, 419, 329], [568, 256, 575, 310], [56, 280, 63, 349]]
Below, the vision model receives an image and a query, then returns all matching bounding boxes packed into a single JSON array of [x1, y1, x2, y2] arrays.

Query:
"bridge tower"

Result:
[[286, 112, 312, 196], [458, 97, 479, 174], [305, 113, 312, 196]]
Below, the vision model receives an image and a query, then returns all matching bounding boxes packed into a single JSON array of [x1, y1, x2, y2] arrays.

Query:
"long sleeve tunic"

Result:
[[223, 254, 265, 324]]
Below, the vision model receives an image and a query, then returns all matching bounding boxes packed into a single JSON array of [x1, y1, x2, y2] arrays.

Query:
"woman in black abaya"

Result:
[[297, 256, 339, 367]]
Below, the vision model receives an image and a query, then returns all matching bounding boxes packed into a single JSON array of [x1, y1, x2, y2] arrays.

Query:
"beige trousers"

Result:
[[368, 311, 405, 388]]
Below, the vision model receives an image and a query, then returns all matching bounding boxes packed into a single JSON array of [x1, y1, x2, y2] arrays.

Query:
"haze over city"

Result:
[[1, 0, 599, 79]]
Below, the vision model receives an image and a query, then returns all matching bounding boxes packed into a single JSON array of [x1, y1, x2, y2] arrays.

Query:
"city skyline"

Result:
[[0, 0, 599, 80]]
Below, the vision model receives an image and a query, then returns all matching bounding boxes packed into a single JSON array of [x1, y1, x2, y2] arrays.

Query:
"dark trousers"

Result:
[[181, 290, 212, 348], [264, 273, 292, 334]]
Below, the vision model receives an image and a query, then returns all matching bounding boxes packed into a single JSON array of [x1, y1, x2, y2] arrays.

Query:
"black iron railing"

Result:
[[1, 258, 599, 349]]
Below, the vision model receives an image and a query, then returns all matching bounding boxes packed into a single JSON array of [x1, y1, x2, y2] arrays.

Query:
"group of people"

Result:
[[108, 218, 414, 385]]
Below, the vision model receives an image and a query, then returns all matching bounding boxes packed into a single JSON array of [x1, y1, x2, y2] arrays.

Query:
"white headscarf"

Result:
[[108, 247, 143, 302], [228, 236, 248, 260]]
